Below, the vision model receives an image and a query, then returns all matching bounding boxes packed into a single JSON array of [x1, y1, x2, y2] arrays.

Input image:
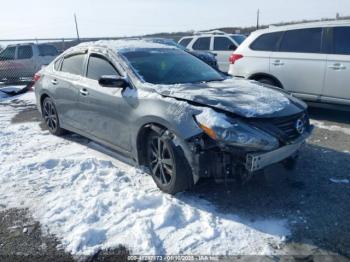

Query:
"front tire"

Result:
[[42, 97, 65, 136], [146, 131, 193, 194]]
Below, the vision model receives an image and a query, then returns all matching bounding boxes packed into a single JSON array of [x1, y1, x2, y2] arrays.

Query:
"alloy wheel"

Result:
[[43, 100, 58, 132], [149, 137, 174, 186]]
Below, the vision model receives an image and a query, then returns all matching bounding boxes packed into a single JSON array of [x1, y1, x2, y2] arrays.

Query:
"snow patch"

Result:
[[77, 39, 177, 52], [330, 178, 349, 184], [195, 107, 231, 128], [311, 120, 350, 136], [0, 92, 290, 256]]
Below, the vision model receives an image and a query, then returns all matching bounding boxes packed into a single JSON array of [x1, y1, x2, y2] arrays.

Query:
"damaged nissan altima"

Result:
[[34, 40, 313, 194]]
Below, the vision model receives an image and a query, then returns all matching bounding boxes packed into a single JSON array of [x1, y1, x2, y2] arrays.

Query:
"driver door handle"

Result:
[[80, 88, 89, 96], [272, 60, 284, 66], [328, 63, 346, 70]]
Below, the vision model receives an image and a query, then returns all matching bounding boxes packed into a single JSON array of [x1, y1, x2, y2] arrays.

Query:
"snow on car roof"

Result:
[[75, 39, 178, 52]]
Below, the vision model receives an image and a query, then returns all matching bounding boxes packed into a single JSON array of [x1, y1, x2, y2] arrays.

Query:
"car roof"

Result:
[[254, 19, 350, 35], [74, 39, 177, 53]]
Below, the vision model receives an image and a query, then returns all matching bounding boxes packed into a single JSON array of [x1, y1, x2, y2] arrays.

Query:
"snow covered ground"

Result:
[[0, 91, 291, 256]]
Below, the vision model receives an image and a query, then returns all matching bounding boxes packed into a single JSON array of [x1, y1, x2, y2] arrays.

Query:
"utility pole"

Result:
[[74, 13, 80, 42], [257, 9, 260, 30]]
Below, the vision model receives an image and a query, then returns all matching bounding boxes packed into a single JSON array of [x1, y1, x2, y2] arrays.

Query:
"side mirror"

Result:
[[99, 75, 129, 88], [229, 44, 237, 51]]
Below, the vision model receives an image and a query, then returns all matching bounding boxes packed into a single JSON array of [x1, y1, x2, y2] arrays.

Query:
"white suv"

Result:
[[179, 31, 246, 72], [229, 21, 350, 107]]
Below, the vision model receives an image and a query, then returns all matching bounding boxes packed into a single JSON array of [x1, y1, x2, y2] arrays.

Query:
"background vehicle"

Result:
[[179, 31, 246, 72], [229, 20, 350, 108], [0, 43, 58, 83], [34, 40, 312, 194], [145, 38, 218, 69]]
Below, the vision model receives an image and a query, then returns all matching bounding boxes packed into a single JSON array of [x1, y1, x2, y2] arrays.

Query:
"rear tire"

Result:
[[42, 97, 66, 136], [146, 130, 194, 194], [257, 77, 278, 87]]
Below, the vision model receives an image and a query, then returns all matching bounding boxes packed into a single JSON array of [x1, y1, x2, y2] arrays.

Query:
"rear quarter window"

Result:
[[250, 32, 283, 51]]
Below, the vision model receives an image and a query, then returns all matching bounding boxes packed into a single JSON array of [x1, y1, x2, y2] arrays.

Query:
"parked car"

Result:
[[145, 38, 218, 70], [0, 43, 59, 83], [179, 31, 246, 72], [229, 20, 350, 108], [34, 40, 312, 194]]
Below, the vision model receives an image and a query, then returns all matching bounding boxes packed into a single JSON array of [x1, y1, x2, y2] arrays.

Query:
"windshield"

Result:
[[230, 35, 246, 45], [121, 49, 224, 85]]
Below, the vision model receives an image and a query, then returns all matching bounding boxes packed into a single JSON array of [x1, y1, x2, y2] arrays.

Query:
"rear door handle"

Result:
[[328, 63, 346, 70], [79, 88, 89, 96], [51, 79, 58, 85], [272, 60, 284, 66]]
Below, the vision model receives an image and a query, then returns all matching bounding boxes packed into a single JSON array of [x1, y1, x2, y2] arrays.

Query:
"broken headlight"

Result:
[[194, 109, 279, 151]]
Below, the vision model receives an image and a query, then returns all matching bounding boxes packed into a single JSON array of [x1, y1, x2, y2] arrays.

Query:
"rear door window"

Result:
[[279, 28, 322, 53], [214, 36, 236, 51], [87, 54, 119, 81], [250, 32, 283, 51], [18, 45, 33, 59], [178, 38, 192, 48], [38, 45, 59, 56], [192, 37, 211, 50], [332, 26, 350, 55], [61, 54, 85, 75], [0, 47, 16, 60]]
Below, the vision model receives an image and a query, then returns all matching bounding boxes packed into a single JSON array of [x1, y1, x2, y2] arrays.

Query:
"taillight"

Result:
[[28, 73, 41, 90], [33, 73, 41, 82], [229, 54, 243, 64]]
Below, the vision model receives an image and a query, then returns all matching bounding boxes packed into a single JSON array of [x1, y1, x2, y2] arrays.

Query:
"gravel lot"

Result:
[[0, 91, 349, 260]]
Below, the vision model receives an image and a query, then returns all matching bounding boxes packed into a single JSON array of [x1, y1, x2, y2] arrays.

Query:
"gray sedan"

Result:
[[34, 40, 313, 194]]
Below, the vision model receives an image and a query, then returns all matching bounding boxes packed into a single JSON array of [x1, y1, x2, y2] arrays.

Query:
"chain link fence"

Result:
[[0, 38, 82, 87]]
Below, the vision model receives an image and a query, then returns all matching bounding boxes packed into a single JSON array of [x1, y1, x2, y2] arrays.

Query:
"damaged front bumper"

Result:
[[188, 126, 313, 180], [245, 131, 311, 172]]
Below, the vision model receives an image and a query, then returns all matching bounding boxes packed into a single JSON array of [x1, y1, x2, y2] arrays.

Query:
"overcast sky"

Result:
[[0, 0, 349, 40]]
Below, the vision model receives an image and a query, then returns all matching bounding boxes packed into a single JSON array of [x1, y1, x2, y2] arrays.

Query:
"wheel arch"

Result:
[[248, 73, 284, 88], [136, 122, 170, 166], [39, 93, 50, 113]]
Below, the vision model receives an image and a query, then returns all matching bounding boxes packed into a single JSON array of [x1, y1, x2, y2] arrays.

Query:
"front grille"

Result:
[[249, 111, 310, 145], [271, 113, 308, 142]]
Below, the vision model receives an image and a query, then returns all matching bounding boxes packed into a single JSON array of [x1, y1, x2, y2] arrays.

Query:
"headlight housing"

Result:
[[194, 108, 279, 151]]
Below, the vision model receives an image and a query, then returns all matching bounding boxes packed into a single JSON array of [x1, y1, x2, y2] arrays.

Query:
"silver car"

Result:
[[0, 43, 58, 82], [34, 40, 312, 194]]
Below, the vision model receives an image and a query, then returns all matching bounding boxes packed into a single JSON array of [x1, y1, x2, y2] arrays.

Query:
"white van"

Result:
[[228, 20, 350, 107], [179, 31, 246, 72]]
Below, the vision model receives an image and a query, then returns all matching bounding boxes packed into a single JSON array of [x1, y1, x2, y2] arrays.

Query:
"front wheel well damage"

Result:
[[136, 123, 168, 166]]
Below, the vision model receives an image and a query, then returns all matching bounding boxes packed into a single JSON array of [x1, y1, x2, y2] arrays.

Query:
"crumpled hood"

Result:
[[156, 78, 306, 118]]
